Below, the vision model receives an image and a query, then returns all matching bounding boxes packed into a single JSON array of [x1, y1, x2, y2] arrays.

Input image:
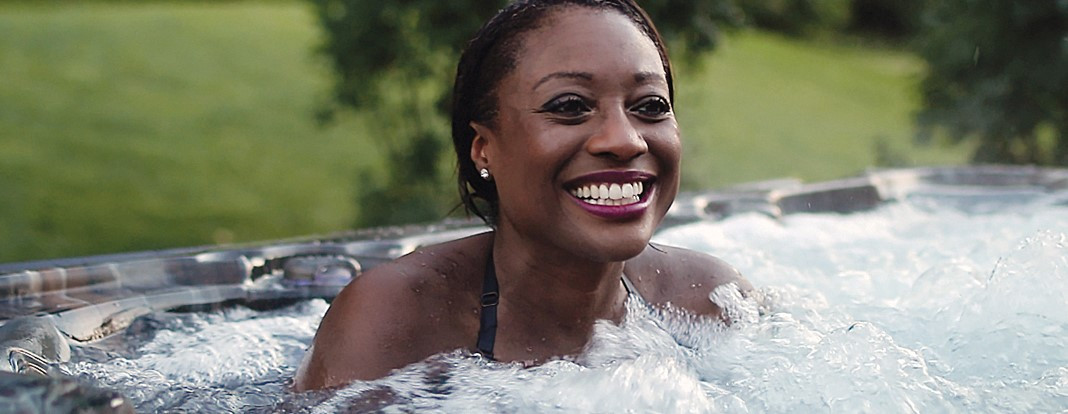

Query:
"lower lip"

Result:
[[568, 185, 654, 220]]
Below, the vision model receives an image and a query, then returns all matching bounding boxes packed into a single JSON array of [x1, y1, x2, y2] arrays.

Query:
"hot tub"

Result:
[[2, 166, 1067, 412]]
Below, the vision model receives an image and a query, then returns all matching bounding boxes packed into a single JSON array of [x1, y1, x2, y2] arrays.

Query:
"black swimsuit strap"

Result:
[[476, 251, 499, 359], [475, 252, 640, 360], [621, 273, 636, 295]]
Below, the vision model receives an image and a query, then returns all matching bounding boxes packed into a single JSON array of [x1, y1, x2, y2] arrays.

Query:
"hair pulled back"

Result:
[[452, 0, 673, 225]]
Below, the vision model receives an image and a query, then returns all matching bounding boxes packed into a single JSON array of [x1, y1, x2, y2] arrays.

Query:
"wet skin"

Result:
[[473, 7, 679, 266], [294, 8, 750, 390]]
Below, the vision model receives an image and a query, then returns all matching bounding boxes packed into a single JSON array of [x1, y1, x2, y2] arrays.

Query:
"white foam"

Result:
[[70, 200, 1068, 412]]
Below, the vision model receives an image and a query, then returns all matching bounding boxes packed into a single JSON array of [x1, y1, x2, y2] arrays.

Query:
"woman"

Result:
[[294, 0, 750, 390]]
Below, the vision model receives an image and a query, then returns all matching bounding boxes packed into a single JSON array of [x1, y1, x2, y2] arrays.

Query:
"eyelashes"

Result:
[[535, 94, 672, 123], [537, 94, 592, 119], [630, 96, 671, 120]]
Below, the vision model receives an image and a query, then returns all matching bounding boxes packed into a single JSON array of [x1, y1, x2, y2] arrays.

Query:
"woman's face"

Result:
[[474, 8, 681, 262]]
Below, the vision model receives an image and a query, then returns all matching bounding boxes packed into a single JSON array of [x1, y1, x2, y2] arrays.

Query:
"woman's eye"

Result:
[[631, 97, 671, 119], [540, 95, 591, 118]]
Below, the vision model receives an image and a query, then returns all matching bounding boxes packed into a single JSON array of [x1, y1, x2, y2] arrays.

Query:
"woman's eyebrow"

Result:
[[634, 71, 666, 85], [532, 71, 593, 91]]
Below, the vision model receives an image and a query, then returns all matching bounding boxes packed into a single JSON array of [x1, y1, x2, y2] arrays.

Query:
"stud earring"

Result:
[[479, 168, 492, 181]]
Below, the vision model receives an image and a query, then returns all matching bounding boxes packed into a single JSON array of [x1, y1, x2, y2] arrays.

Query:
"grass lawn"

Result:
[[0, 2, 968, 263], [675, 31, 968, 188], [0, 1, 378, 262]]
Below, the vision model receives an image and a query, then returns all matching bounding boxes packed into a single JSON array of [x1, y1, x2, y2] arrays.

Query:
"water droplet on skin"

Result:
[[526, 346, 533, 353], [655, 269, 662, 275], [541, 337, 546, 342]]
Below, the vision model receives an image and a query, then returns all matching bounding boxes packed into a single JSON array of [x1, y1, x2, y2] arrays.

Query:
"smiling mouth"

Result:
[[568, 181, 648, 206]]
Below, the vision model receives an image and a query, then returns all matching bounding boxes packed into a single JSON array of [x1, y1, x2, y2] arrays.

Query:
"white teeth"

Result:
[[570, 181, 647, 206]]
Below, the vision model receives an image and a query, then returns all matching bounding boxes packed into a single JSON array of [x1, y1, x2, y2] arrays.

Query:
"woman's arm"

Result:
[[293, 267, 426, 390]]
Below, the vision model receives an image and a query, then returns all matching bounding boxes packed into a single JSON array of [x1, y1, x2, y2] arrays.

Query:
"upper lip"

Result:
[[563, 170, 655, 189]]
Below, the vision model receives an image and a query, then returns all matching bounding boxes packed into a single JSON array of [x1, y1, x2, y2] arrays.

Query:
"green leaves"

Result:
[[915, 0, 1068, 164], [309, 0, 742, 227]]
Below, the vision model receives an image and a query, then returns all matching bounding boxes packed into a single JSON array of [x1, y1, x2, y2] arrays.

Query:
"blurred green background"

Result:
[[1, 0, 1062, 263]]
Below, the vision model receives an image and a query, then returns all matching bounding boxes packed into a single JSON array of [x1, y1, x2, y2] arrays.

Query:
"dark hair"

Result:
[[451, 0, 674, 225]]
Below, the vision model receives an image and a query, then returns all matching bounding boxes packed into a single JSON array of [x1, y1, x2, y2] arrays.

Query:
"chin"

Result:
[[608, 243, 649, 262], [582, 230, 653, 262]]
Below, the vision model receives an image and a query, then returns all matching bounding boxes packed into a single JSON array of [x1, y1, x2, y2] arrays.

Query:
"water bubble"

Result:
[[68, 202, 1068, 412]]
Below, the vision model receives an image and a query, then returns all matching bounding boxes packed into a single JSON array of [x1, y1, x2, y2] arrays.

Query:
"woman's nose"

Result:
[[585, 108, 648, 161]]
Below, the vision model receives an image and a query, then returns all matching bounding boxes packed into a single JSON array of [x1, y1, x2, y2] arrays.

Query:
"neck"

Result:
[[490, 227, 628, 326]]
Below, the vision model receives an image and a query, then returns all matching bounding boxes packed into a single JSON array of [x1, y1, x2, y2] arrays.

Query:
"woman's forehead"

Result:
[[508, 8, 665, 87]]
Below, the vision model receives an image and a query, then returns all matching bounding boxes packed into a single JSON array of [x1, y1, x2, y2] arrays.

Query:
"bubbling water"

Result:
[[69, 199, 1068, 412]]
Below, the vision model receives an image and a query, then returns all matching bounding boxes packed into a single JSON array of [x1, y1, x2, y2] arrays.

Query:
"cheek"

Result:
[[651, 124, 682, 170], [667, 134, 683, 165], [491, 123, 569, 201], [499, 123, 582, 172]]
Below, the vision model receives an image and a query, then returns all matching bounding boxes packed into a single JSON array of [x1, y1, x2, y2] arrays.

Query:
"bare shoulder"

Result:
[[624, 243, 752, 319], [293, 232, 491, 390]]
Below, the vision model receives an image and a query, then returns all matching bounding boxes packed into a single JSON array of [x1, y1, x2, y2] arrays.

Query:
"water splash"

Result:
[[66, 200, 1068, 412]]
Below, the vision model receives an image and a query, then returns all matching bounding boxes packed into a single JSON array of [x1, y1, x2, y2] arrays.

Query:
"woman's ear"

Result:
[[469, 122, 495, 169]]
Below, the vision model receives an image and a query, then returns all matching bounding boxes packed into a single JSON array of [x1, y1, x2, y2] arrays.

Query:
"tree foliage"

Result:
[[847, 0, 922, 39], [915, 0, 1068, 165], [736, 0, 851, 36], [309, 0, 742, 227]]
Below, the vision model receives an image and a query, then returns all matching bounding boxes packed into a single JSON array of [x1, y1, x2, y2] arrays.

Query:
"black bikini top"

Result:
[[475, 251, 638, 360]]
